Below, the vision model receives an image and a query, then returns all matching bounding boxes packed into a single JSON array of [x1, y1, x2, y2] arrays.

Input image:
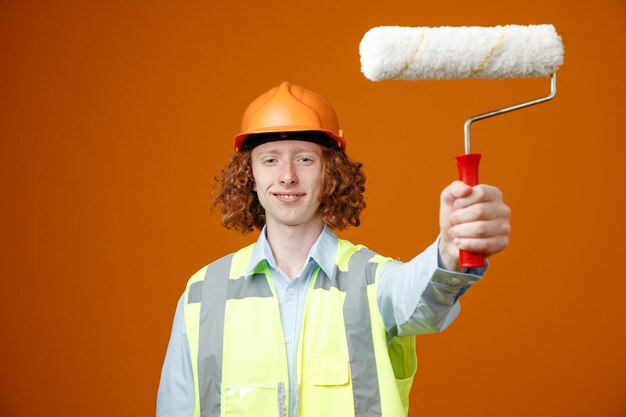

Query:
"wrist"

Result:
[[438, 235, 462, 272]]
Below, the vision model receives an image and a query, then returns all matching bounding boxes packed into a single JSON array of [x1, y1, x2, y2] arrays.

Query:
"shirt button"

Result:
[[285, 337, 292, 344], [287, 288, 296, 295]]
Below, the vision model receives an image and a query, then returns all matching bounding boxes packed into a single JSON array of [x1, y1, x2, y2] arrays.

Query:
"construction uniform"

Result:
[[157, 226, 485, 417]]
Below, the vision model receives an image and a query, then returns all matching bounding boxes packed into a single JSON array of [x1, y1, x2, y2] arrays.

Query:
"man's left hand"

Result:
[[439, 181, 511, 272]]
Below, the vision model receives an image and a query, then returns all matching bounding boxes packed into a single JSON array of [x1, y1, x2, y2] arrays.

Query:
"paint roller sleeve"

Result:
[[359, 24, 564, 81]]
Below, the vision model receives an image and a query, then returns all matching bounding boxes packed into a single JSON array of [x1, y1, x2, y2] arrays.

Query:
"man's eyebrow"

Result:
[[254, 150, 280, 158], [292, 146, 322, 154], [255, 147, 321, 156]]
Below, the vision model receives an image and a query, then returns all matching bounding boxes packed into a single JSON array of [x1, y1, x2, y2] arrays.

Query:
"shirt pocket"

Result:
[[221, 383, 282, 417], [309, 353, 350, 386]]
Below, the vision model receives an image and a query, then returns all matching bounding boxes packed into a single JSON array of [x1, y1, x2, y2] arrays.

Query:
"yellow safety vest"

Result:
[[183, 239, 417, 417]]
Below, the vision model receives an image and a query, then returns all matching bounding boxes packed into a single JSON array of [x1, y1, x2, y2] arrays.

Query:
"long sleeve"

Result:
[[376, 237, 487, 337], [156, 295, 195, 417]]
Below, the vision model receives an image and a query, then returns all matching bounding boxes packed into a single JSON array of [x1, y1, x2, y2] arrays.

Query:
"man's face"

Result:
[[251, 140, 323, 229]]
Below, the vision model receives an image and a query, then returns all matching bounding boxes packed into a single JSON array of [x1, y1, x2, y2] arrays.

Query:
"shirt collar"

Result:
[[245, 224, 338, 280]]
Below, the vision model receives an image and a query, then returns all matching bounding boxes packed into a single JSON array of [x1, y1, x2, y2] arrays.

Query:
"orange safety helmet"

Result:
[[234, 81, 345, 152]]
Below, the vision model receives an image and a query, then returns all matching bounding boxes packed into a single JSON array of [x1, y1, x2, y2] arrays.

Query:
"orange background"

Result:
[[1, 0, 625, 416]]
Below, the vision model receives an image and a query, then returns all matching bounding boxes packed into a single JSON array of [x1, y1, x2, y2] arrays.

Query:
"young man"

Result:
[[157, 82, 510, 417]]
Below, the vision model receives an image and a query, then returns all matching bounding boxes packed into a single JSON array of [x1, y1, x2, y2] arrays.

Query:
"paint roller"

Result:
[[359, 24, 564, 268]]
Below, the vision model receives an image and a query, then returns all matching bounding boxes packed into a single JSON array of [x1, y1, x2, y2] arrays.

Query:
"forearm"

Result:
[[377, 237, 486, 337]]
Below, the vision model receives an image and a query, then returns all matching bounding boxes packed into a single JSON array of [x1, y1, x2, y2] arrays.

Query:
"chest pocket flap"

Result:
[[310, 354, 350, 386]]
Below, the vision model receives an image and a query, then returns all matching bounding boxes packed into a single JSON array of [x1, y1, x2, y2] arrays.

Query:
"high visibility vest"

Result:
[[182, 239, 417, 417]]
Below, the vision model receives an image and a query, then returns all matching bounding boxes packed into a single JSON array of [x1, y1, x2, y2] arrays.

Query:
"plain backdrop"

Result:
[[1, 0, 625, 416]]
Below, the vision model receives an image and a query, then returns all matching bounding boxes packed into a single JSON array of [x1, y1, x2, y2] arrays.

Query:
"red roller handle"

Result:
[[454, 153, 486, 268]]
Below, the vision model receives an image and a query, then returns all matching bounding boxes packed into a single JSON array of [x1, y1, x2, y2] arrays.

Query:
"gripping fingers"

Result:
[[448, 220, 510, 239], [449, 202, 507, 225], [452, 184, 502, 209], [441, 181, 473, 206]]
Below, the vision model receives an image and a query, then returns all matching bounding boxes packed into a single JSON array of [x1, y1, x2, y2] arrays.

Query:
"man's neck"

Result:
[[265, 219, 325, 280]]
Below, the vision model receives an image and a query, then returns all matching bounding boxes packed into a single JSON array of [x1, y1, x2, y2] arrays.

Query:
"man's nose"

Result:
[[279, 162, 297, 185]]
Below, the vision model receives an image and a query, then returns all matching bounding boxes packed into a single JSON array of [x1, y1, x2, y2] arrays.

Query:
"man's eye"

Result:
[[298, 157, 313, 163], [263, 158, 277, 164]]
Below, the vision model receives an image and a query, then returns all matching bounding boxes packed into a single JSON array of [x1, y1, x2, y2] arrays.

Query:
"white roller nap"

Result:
[[359, 25, 564, 81]]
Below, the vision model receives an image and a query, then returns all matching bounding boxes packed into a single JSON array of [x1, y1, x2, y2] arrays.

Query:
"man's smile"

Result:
[[272, 193, 305, 202]]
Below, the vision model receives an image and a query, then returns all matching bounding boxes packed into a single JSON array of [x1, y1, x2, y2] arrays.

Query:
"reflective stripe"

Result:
[[277, 382, 287, 417], [198, 254, 233, 417], [312, 268, 335, 291], [338, 249, 382, 417], [227, 274, 273, 300], [188, 281, 203, 304], [312, 248, 383, 415], [313, 260, 377, 292]]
